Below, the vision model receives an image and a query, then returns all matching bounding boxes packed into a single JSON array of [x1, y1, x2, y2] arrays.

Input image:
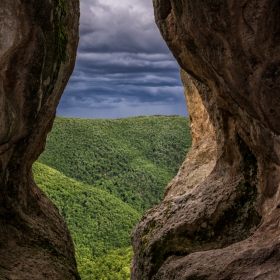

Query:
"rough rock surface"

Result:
[[132, 1, 280, 279], [0, 1, 79, 279]]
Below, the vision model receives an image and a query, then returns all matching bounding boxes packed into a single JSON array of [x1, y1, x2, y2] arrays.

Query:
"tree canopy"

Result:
[[34, 115, 191, 279]]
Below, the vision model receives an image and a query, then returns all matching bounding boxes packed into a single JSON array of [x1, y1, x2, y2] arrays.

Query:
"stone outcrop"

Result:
[[0, 1, 79, 279], [132, 1, 280, 279]]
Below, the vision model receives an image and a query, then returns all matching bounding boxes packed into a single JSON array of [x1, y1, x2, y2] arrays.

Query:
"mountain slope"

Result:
[[34, 115, 191, 279], [37, 115, 191, 212], [33, 162, 141, 262]]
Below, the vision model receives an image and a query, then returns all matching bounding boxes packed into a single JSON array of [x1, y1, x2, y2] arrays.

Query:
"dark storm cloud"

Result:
[[57, 0, 187, 119], [78, 0, 169, 55]]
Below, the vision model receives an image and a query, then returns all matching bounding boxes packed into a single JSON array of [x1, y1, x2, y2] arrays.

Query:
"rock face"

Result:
[[132, 1, 280, 279], [0, 1, 79, 279]]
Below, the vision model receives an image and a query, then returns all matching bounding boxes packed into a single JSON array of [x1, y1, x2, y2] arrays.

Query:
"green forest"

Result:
[[33, 115, 191, 279]]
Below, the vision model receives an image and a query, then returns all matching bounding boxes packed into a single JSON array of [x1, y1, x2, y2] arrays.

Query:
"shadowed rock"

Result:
[[0, 0, 79, 279], [132, 1, 280, 279]]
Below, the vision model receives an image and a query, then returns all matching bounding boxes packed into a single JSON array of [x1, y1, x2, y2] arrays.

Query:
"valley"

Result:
[[33, 115, 191, 279]]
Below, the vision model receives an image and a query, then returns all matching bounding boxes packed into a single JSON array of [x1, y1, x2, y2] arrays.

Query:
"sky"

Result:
[[57, 0, 187, 119]]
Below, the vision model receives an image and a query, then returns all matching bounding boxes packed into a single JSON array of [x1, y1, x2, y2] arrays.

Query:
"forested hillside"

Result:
[[37, 116, 191, 212], [33, 162, 138, 279], [33, 115, 191, 279]]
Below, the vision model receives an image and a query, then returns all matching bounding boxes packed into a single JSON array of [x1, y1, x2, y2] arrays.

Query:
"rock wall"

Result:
[[132, 1, 280, 279], [0, 1, 80, 279]]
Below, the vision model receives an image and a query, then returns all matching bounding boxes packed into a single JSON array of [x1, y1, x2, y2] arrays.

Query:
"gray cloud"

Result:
[[57, 0, 187, 119]]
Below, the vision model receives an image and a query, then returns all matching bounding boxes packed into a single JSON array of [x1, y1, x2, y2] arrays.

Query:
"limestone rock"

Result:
[[0, 1, 79, 279], [132, 1, 280, 279]]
